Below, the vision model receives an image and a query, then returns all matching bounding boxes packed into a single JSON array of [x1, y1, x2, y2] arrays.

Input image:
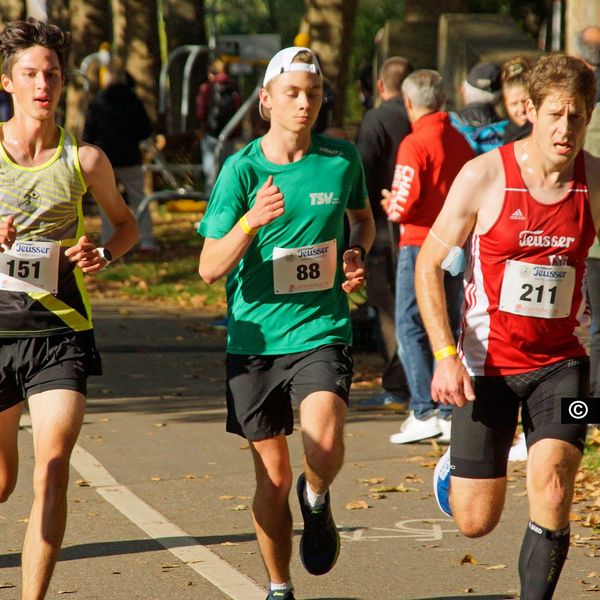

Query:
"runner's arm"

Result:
[[67, 144, 138, 273], [342, 202, 375, 293], [199, 175, 284, 283], [415, 160, 484, 406]]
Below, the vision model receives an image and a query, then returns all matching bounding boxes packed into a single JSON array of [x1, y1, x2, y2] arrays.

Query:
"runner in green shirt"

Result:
[[199, 46, 374, 600]]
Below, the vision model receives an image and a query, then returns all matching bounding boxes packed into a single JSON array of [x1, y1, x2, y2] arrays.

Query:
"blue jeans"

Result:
[[395, 245, 463, 419], [587, 258, 600, 395]]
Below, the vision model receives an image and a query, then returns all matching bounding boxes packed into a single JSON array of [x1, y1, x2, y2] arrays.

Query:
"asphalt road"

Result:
[[0, 300, 597, 600]]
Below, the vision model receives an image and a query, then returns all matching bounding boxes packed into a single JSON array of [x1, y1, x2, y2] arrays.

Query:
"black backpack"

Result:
[[206, 81, 240, 136]]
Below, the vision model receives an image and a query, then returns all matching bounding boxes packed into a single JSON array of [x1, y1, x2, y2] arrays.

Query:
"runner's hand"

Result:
[[246, 175, 284, 228], [341, 247, 365, 293], [65, 236, 106, 273], [431, 355, 475, 407], [0, 215, 16, 252]]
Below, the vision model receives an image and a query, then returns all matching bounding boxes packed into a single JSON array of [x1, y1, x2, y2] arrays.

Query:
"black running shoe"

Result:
[[296, 472, 340, 575], [265, 590, 295, 600]]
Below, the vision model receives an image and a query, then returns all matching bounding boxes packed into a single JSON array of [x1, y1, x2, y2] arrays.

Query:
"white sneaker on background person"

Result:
[[390, 411, 442, 444], [438, 416, 452, 443], [508, 431, 528, 461]]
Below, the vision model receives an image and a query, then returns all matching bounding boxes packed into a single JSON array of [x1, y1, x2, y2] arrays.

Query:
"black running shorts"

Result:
[[0, 330, 103, 412], [451, 358, 589, 479], [225, 343, 353, 440]]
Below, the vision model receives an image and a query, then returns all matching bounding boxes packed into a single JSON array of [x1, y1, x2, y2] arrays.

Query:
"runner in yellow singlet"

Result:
[[0, 18, 138, 598]]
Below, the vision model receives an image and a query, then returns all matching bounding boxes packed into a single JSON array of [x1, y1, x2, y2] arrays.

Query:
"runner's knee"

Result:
[[33, 456, 71, 499]]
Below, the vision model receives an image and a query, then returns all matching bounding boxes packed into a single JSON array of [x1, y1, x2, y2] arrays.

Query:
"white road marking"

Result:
[[21, 422, 265, 600]]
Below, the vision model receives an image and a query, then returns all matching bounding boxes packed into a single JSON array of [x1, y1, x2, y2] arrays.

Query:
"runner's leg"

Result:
[[21, 389, 85, 600], [300, 391, 347, 493], [249, 435, 293, 585], [0, 402, 23, 501]]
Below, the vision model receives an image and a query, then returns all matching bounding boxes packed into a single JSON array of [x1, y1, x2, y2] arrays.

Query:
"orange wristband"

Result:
[[433, 345, 457, 361]]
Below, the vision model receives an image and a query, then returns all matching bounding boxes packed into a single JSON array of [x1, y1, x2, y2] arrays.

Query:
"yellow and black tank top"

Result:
[[0, 125, 93, 337]]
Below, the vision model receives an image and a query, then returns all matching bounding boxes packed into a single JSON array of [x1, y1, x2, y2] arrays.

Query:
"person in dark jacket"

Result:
[[83, 66, 154, 250], [355, 56, 414, 410], [195, 59, 241, 192]]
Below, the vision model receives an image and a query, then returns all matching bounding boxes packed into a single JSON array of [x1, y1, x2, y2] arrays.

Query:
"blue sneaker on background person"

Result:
[[210, 316, 228, 330], [433, 447, 453, 517], [353, 391, 407, 411]]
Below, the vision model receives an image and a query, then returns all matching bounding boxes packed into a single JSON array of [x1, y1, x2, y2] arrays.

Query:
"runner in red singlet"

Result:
[[416, 53, 600, 599]]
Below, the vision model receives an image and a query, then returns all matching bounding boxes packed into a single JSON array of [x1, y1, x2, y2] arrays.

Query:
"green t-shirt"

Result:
[[198, 133, 367, 355]]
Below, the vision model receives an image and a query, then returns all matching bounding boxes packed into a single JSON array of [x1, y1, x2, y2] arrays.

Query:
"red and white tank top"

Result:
[[459, 143, 596, 376]]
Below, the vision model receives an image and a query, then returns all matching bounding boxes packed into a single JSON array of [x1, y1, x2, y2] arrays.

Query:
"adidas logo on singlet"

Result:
[[510, 208, 525, 221]]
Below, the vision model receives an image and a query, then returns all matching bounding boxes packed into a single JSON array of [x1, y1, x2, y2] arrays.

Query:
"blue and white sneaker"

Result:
[[433, 447, 453, 517]]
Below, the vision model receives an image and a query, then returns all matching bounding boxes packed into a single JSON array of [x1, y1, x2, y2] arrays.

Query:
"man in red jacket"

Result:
[[382, 69, 475, 444]]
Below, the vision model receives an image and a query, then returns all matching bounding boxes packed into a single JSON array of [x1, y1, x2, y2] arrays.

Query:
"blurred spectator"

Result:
[[195, 59, 241, 192], [0, 86, 11, 121], [355, 56, 414, 410], [83, 66, 155, 251], [450, 62, 508, 154], [501, 55, 534, 144], [382, 70, 475, 444], [575, 26, 600, 396], [356, 64, 374, 112]]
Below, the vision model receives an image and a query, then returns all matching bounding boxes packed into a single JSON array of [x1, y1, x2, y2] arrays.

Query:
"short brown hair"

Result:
[[379, 57, 414, 94], [0, 18, 71, 78], [528, 53, 595, 118], [501, 55, 534, 90]]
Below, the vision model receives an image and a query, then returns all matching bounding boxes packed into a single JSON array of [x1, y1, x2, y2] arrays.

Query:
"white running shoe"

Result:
[[438, 417, 451, 443], [390, 411, 442, 444], [508, 432, 528, 462]]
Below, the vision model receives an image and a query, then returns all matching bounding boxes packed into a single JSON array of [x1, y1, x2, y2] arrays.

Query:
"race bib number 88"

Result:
[[273, 239, 337, 295], [499, 259, 575, 319]]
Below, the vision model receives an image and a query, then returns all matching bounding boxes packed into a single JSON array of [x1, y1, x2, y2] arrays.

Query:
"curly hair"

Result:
[[528, 53, 595, 118], [0, 18, 71, 78]]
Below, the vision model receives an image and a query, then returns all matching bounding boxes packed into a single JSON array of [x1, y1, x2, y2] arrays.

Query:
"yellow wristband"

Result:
[[433, 345, 457, 361], [239, 215, 258, 236]]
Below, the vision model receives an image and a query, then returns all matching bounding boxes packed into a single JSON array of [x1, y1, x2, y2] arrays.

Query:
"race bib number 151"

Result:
[[0, 240, 60, 294]]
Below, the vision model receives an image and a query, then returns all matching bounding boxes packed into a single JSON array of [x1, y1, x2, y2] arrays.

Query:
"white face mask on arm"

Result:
[[429, 229, 466, 277]]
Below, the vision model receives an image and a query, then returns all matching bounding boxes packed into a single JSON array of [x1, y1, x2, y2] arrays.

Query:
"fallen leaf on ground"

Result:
[[219, 495, 235, 500], [460, 554, 478, 565], [0, 583, 15, 589], [151, 476, 162, 481], [154, 423, 166, 428], [75, 480, 90, 487], [345, 500, 370, 510], [358, 477, 385, 485], [184, 474, 198, 480], [485, 564, 507, 570], [231, 504, 248, 511]]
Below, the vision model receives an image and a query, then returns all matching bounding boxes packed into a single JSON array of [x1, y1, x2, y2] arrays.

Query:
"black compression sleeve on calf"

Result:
[[518, 520, 570, 600]]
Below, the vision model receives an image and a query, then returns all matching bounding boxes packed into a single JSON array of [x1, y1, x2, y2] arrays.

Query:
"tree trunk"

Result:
[[47, 0, 70, 31], [304, 0, 358, 127], [112, 0, 160, 124], [0, 1, 26, 26], [64, 0, 111, 136]]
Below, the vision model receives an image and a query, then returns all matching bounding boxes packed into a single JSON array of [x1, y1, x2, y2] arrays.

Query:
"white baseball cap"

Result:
[[262, 46, 322, 88]]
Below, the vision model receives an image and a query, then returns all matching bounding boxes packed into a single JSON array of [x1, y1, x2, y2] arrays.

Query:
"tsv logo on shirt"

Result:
[[310, 192, 340, 206]]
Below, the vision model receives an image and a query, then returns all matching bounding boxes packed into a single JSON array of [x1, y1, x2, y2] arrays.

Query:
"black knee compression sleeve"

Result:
[[518, 521, 570, 600]]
